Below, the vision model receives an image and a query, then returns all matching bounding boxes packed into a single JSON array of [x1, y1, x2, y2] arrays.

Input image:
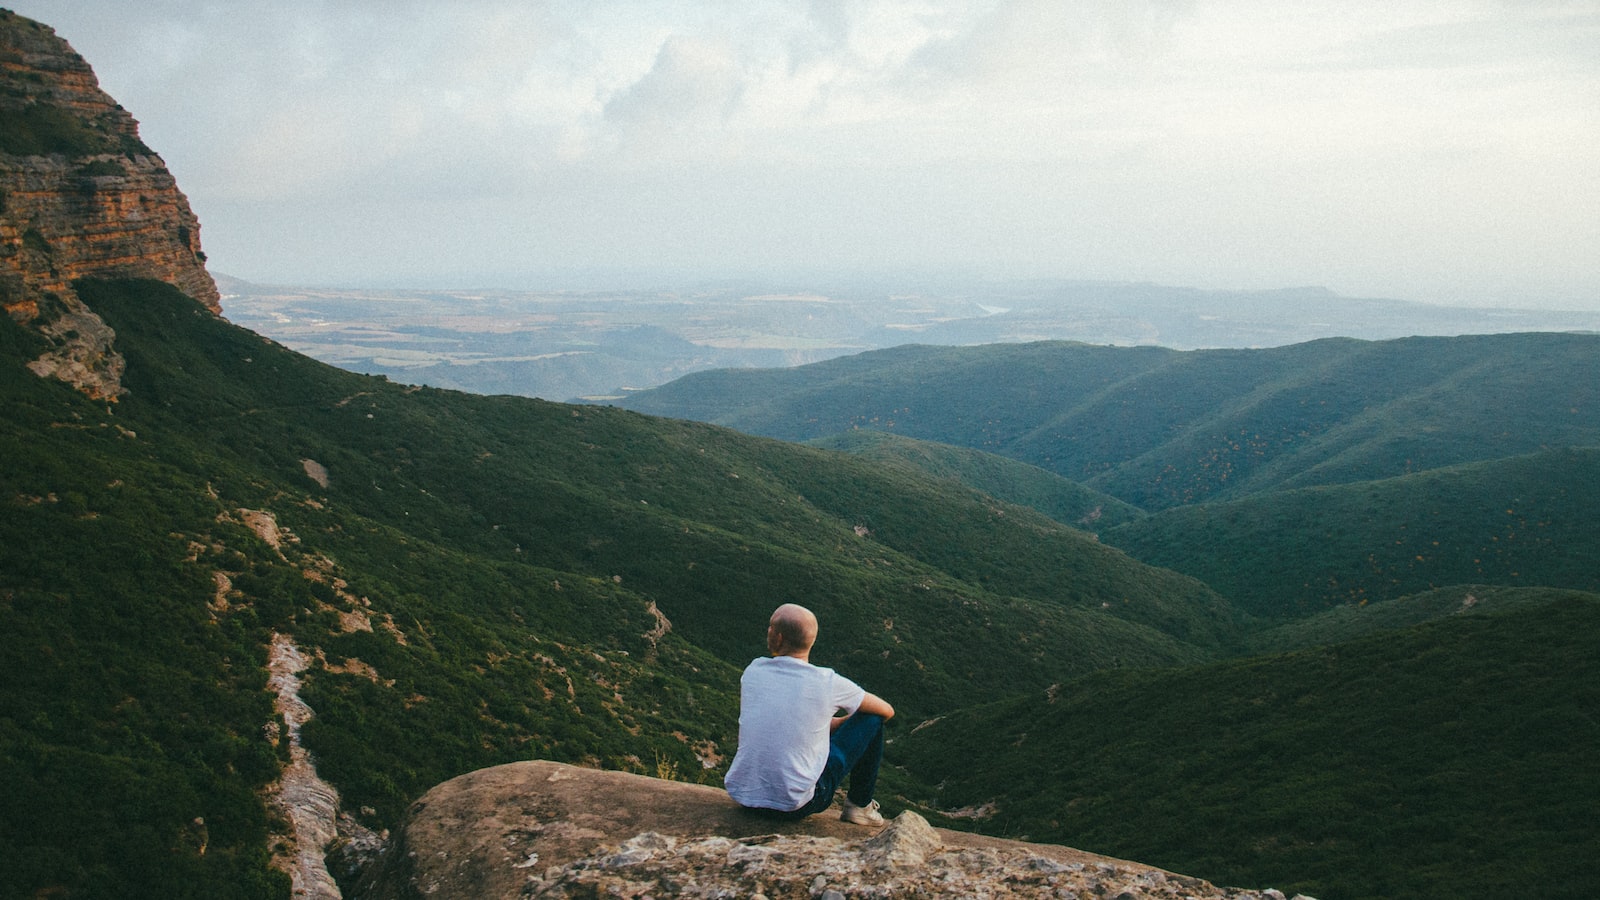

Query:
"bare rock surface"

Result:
[[1, 9, 220, 399], [265, 633, 346, 899], [355, 760, 1308, 900]]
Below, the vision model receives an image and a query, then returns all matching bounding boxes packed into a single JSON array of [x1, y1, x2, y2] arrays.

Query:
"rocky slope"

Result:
[[0, 8, 219, 399], [355, 761, 1309, 900]]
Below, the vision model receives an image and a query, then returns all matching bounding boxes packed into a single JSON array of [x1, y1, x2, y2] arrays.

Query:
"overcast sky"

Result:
[[13, 1, 1600, 308]]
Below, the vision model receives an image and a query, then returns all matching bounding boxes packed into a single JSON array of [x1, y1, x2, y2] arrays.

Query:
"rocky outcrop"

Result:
[[265, 633, 348, 900], [1, 9, 220, 399], [354, 761, 1311, 899]]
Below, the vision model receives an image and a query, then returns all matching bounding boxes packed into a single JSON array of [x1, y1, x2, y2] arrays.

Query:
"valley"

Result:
[[3, 10, 1597, 900]]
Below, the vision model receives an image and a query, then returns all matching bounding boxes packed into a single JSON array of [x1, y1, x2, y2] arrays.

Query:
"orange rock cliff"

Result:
[[1, 8, 220, 400]]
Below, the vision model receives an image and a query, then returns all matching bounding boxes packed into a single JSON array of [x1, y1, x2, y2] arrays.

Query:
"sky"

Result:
[[11, 1, 1600, 308]]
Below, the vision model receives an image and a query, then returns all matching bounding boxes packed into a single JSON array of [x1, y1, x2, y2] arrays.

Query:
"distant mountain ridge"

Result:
[[613, 334, 1600, 509], [220, 273, 1600, 405]]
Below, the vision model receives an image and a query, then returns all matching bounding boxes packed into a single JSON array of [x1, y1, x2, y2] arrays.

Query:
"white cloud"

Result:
[[8, 0, 1600, 307], [604, 36, 743, 128]]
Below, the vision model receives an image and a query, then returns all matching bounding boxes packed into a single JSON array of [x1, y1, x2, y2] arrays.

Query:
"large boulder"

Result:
[[354, 760, 1305, 899]]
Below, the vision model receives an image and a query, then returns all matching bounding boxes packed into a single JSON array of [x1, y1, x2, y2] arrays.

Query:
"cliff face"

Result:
[[0, 9, 219, 400]]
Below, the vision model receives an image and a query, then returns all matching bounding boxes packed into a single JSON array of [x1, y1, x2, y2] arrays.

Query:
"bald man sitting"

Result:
[[724, 603, 896, 825]]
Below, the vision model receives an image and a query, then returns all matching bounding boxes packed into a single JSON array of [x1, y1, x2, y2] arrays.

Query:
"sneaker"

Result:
[[840, 798, 884, 826]]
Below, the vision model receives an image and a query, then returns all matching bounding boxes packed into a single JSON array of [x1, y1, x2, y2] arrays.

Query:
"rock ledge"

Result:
[[354, 761, 1310, 900]]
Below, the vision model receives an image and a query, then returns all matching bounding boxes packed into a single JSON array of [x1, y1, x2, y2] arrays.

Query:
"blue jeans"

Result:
[[764, 713, 886, 820]]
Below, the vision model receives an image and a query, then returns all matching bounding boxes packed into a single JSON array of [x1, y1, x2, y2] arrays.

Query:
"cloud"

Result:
[[604, 35, 744, 126], [8, 0, 1599, 307], [907, 0, 1188, 83]]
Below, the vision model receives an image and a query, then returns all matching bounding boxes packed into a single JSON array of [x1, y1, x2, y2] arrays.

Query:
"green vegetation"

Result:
[[1, 311, 288, 896], [0, 103, 118, 157], [810, 429, 1146, 531], [77, 158, 126, 177], [1246, 584, 1600, 654], [1102, 448, 1600, 618], [894, 592, 1600, 900], [616, 334, 1600, 509], [4, 281, 1596, 900], [1, 278, 1245, 898]]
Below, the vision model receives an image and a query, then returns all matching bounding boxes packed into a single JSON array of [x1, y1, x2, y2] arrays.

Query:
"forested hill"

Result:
[[895, 588, 1600, 900], [809, 428, 1146, 531], [1102, 446, 1600, 617], [612, 334, 1600, 510], [1, 276, 1242, 896]]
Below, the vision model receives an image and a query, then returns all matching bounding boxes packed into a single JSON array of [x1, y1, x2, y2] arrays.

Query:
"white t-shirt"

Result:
[[723, 655, 866, 811]]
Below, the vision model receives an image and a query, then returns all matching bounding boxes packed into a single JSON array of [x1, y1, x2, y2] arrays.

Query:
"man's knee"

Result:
[[830, 712, 884, 759], [852, 712, 886, 740]]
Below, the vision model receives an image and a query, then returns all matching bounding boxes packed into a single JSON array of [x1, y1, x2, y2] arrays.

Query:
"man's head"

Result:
[[767, 603, 818, 658]]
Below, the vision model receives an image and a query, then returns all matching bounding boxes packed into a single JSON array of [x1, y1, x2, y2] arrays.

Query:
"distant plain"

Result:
[[218, 274, 1600, 403]]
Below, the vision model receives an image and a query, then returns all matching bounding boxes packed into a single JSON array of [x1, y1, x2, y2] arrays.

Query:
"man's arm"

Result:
[[831, 690, 895, 731], [832, 685, 896, 730], [856, 691, 894, 720]]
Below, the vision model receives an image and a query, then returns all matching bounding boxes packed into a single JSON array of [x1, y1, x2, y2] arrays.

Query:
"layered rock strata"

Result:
[[1, 9, 220, 399], [355, 760, 1311, 900]]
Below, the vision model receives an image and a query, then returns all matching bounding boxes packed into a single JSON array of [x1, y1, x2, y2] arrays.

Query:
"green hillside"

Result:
[[1, 278, 1241, 898], [809, 429, 1146, 531], [894, 591, 1600, 900], [1246, 584, 1600, 654], [8, 281, 1594, 900], [613, 334, 1600, 509], [1102, 447, 1600, 618]]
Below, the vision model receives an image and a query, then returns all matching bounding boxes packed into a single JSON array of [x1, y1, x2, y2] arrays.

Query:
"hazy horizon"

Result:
[[13, 1, 1600, 311]]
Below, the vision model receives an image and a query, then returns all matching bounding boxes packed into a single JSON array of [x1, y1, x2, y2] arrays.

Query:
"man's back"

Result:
[[724, 655, 864, 811], [723, 603, 893, 824]]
